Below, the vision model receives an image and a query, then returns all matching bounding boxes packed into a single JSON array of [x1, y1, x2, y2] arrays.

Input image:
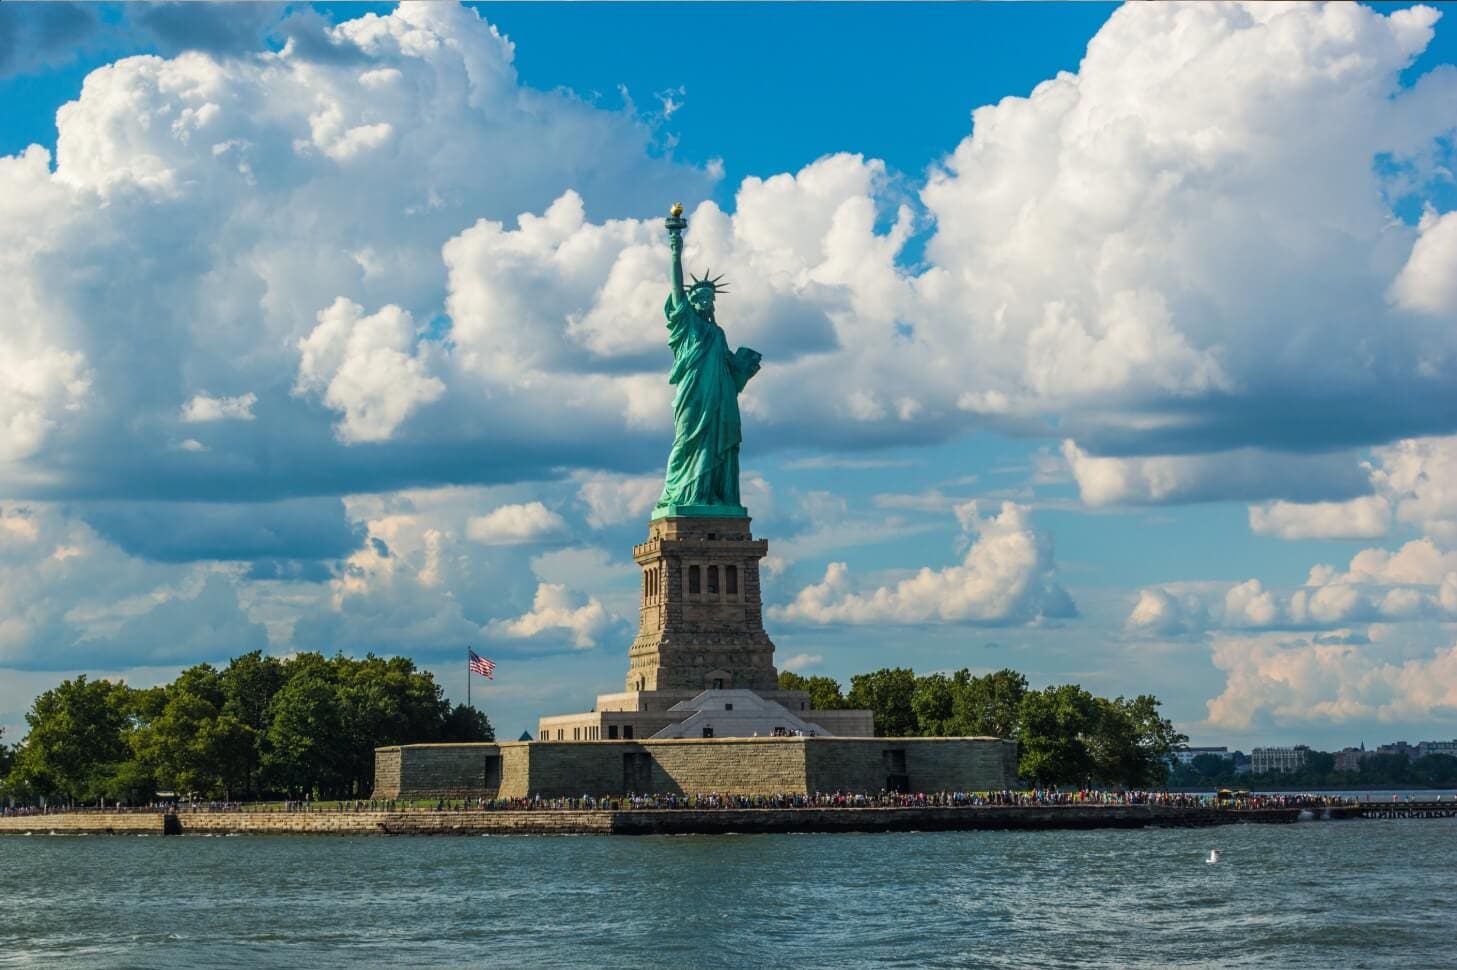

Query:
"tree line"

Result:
[[1170, 750, 1457, 790], [1, 652, 492, 805], [780, 667, 1187, 789]]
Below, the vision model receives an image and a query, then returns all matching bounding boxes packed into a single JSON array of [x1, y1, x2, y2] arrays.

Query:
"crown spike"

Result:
[[686, 267, 729, 295]]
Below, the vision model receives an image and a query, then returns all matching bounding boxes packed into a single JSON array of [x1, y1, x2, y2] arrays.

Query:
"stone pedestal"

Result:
[[535, 513, 873, 742], [626, 516, 778, 693]]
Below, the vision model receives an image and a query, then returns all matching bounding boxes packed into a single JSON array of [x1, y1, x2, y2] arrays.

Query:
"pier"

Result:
[[1352, 800, 1457, 821]]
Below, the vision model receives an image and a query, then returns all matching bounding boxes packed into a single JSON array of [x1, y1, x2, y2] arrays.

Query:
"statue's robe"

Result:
[[654, 293, 760, 515]]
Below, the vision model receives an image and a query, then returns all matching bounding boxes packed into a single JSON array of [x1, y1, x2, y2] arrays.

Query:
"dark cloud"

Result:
[[0, 4, 101, 78], [245, 558, 335, 583], [80, 498, 365, 564], [126, 2, 285, 58], [273, 7, 368, 65], [96, 573, 270, 664], [0, 574, 271, 672], [1069, 388, 1457, 461]]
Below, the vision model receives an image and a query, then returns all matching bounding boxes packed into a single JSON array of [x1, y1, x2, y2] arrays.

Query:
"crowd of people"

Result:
[[5, 789, 1422, 816], [289, 788, 1361, 813]]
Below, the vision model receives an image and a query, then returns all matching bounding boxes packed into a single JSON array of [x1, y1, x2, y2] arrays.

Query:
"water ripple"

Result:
[[0, 819, 1453, 968]]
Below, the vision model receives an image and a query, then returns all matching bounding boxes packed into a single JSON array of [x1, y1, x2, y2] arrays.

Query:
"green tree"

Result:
[[1359, 752, 1411, 786], [955, 669, 1028, 738], [263, 666, 346, 797], [5, 650, 473, 804], [331, 653, 453, 796], [1413, 754, 1457, 786], [1016, 684, 1099, 786], [132, 664, 252, 799], [0, 727, 13, 785], [911, 672, 961, 736], [1304, 749, 1336, 778], [221, 650, 285, 798], [8, 676, 140, 803], [777, 671, 851, 710], [778, 671, 807, 692], [443, 704, 495, 742], [848, 668, 918, 737], [1088, 695, 1186, 788], [1189, 753, 1229, 781]]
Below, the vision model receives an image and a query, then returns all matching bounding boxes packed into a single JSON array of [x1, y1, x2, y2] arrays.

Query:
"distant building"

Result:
[[1251, 745, 1309, 774], [1417, 740, 1457, 760], [1172, 746, 1233, 766], [1377, 741, 1418, 760], [1334, 746, 1369, 773]]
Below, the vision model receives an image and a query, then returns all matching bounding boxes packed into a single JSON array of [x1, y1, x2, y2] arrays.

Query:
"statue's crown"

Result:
[[689, 269, 729, 295]]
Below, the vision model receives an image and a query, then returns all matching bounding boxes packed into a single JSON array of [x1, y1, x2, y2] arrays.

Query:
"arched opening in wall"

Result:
[[707, 565, 719, 595], [689, 564, 701, 594], [726, 565, 738, 595]]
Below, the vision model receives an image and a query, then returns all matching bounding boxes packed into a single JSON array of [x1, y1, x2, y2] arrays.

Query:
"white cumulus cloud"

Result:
[[1390, 208, 1457, 316], [1206, 632, 1457, 730], [489, 583, 609, 649], [466, 502, 566, 546], [573, 471, 662, 529], [781, 653, 824, 672], [181, 392, 257, 423], [295, 298, 444, 444], [1248, 496, 1392, 541], [1063, 441, 1369, 507], [772, 502, 1073, 626], [1126, 587, 1210, 637]]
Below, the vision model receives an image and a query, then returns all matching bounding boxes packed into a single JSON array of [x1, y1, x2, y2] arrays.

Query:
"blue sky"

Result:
[[1, 1, 1456, 750]]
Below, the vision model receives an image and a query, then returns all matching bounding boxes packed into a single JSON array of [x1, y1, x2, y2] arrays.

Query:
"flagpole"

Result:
[[467, 646, 472, 715]]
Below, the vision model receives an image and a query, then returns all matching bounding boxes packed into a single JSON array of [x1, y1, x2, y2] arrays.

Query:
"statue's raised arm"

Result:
[[666, 202, 687, 308]]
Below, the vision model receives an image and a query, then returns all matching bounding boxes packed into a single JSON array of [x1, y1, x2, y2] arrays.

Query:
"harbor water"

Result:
[[2, 817, 1454, 968]]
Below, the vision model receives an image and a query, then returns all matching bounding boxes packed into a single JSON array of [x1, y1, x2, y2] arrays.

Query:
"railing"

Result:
[[1354, 801, 1457, 819]]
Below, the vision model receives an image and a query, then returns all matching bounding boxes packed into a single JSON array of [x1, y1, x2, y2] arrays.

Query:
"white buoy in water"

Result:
[[1206, 849, 1221, 864]]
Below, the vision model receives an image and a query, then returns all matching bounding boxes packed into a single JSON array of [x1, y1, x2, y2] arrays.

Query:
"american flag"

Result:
[[468, 649, 495, 679]]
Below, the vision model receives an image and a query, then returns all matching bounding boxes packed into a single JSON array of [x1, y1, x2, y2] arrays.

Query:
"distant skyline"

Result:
[[1, 1, 1456, 748]]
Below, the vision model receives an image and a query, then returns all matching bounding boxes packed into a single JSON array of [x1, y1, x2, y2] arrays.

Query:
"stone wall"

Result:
[[0, 813, 167, 835], [175, 810, 615, 836], [521, 739, 812, 796], [373, 746, 401, 795], [2, 803, 1375, 837], [375, 736, 1018, 800], [373, 743, 505, 800], [805, 738, 1017, 794]]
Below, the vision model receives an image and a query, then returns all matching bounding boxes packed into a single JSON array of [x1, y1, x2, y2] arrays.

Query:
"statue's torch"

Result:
[[666, 201, 687, 234]]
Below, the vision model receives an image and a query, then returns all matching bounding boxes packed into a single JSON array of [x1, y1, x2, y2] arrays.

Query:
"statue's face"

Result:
[[689, 286, 715, 315]]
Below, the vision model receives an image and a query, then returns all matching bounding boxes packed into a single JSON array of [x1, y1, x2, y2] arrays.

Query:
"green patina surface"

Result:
[[653, 205, 760, 520]]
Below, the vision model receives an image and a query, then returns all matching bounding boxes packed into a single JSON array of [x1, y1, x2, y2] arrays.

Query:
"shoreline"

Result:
[[3, 801, 1454, 836]]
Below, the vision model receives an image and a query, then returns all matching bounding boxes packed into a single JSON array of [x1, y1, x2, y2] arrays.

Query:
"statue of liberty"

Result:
[[653, 203, 761, 518]]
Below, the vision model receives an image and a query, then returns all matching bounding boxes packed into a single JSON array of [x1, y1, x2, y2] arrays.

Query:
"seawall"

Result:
[[0, 803, 1385, 836], [0, 813, 169, 835]]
